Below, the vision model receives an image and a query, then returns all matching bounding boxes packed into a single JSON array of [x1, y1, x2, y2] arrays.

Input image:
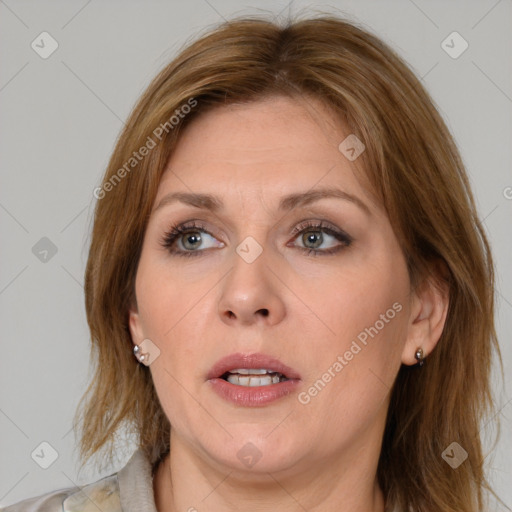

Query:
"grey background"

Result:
[[1, 0, 511, 509]]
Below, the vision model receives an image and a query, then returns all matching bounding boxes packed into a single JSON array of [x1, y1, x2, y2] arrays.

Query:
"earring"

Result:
[[414, 347, 426, 367], [133, 339, 160, 366], [133, 344, 148, 365]]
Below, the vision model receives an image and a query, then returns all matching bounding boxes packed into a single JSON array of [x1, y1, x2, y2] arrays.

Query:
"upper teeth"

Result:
[[228, 368, 273, 375], [224, 369, 287, 387]]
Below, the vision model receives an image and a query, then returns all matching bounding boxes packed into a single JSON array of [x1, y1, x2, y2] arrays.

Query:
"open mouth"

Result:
[[220, 368, 290, 387], [208, 354, 300, 406]]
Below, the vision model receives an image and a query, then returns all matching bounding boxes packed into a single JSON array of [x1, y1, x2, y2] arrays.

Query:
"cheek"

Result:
[[304, 259, 408, 344], [134, 254, 212, 372], [332, 284, 409, 396], [135, 251, 193, 334], [299, 244, 410, 385], [148, 367, 195, 438]]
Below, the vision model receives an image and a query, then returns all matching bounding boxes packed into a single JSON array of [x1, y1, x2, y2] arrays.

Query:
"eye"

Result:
[[159, 221, 224, 258], [159, 219, 353, 258], [290, 220, 353, 256]]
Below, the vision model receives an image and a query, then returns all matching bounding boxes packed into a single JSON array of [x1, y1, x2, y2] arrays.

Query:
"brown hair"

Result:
[[75, 14, 503, 512]]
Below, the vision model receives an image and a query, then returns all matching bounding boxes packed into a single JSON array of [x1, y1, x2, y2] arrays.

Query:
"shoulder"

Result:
[[0, 449, 156, 512], [0, 471, 121, 512]]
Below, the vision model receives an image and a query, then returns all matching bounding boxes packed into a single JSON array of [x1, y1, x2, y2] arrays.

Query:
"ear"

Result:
[[128, 298, 145, 347], [401, 261, 450, 366]]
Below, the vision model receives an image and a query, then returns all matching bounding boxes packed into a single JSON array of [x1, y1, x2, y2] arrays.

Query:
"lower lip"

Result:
[[208, 378, 300, 407]]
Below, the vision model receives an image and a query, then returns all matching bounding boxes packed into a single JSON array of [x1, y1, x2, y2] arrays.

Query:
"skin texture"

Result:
[[128, 95, 449, 512]]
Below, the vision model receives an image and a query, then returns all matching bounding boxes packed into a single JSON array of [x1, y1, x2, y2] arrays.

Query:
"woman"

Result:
[[3, 14, 503, 512]]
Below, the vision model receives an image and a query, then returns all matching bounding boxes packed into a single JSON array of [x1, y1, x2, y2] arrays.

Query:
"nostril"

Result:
[[258, 309, 269, 317]]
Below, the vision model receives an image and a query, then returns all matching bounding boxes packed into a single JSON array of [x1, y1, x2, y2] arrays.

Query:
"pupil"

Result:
[[304, 231, 322, 248], [184, 232, 201, 250]]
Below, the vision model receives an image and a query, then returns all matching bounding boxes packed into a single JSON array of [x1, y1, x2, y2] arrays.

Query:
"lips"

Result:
[[207, 352, 301, 381], [207, 352, 301, 407]]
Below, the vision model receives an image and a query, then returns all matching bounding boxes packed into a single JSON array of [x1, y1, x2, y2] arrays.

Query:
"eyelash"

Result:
[[159, 220, 353, 258]]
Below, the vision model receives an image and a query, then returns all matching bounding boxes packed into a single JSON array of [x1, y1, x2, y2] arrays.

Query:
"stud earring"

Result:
[[414, 347, 426, 367], [133, 344, 148, 365]]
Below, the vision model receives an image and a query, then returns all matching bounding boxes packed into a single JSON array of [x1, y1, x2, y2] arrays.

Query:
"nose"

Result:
[[218, 245, 286, 327]]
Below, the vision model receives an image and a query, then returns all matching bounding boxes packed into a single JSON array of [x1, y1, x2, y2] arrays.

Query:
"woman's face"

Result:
[[129, 95, 417, 476]]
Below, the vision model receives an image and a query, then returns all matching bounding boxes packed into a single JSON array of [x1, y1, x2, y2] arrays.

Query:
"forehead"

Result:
[[169, 95, 343, 164], [155, 95, 378, 213]]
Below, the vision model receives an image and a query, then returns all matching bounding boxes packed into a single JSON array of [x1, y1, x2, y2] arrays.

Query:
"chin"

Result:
[[201, 433, 302, 475]]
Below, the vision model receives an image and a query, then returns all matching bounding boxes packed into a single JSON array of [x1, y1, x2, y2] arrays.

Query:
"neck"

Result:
[[153, 431, 387, 512]]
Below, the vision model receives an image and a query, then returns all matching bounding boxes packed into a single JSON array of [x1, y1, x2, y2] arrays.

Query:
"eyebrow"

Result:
[[153, 186, 371, 216]]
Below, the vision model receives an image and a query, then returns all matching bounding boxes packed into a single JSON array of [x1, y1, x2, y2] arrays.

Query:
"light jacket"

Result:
[[0, 449, 157, 512], [2, 450, 401, 511]]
